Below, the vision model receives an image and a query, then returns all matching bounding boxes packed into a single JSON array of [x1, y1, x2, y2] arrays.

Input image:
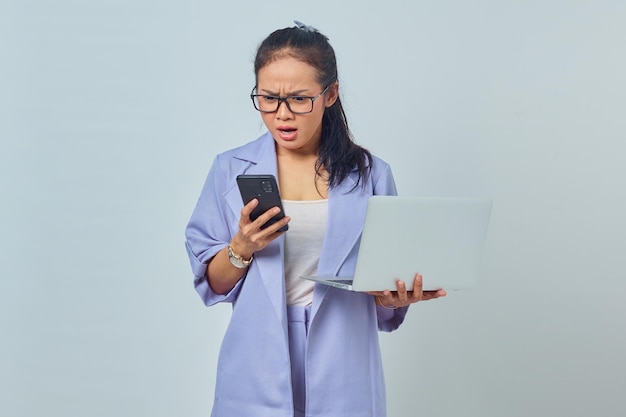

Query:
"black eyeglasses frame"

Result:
[[250, 85, 330, 115]]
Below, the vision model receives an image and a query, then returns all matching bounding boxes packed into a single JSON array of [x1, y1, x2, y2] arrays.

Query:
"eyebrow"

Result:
[[259, 88, 312, 96]]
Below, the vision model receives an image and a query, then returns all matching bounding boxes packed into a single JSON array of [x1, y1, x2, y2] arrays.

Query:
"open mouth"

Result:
[[277, 127, 297, 140]]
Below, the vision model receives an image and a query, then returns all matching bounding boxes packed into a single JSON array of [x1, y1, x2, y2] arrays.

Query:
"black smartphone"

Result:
[[236, 174, 288, 232]]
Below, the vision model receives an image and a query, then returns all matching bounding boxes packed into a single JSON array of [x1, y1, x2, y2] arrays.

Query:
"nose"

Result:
[[276, 99, 294, 119]]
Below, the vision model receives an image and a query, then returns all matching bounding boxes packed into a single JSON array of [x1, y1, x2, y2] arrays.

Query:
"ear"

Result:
[[324, 82, 339, 108]]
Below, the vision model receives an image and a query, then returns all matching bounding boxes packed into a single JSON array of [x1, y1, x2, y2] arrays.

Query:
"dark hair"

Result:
[[254, 25, 372, 191]]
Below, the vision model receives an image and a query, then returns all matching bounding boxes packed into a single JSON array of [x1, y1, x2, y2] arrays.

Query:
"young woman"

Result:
[[185, 22, 446, 417]]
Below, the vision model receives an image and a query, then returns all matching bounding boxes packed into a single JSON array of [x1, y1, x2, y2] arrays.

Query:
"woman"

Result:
[[185, 22, 446, 417]]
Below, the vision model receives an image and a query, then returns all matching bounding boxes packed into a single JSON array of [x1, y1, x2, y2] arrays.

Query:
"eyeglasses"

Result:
[[250, 85, 330, 114]]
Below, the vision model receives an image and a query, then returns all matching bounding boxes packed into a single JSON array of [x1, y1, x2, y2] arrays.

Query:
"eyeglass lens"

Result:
[[253, 96, 313, 114]]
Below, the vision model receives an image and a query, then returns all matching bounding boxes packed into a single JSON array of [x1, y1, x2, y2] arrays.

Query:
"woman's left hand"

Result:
[[367, 273, 447, 309]]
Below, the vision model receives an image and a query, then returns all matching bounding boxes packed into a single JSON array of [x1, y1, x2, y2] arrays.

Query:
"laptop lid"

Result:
[[348, 196, 492, 292]]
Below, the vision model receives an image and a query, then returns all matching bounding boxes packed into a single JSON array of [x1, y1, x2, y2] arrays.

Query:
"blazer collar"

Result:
[[232, 132, 278, 175]]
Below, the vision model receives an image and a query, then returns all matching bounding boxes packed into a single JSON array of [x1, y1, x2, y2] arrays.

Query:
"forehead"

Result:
[[256, 56, 321, 92]]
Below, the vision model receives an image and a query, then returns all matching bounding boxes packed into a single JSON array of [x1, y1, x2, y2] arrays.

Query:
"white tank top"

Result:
[[282, 199, 328, 306]]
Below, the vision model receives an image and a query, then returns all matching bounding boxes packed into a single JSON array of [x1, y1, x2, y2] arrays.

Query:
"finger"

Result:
[[412, 273, 424, 302], [263, 215, 291, 234], [430, 289, 447, 298], [240, 198, 259, 224], [252, 218, 290, 241], [395, 280, 408, 304], [402, 275, 422, 304], [376, 290, 391, 303], [422, 289, 447, 301], [421, 291, 435, 301], [381, 290, 396, 307], [250, 215, 291, 249], [252, 206, 283, 229]]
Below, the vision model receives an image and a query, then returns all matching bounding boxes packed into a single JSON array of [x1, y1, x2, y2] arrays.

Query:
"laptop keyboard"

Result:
[[329, 279, 353, 285]]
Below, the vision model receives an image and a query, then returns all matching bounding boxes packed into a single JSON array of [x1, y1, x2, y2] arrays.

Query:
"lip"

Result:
[[276, 126, 297, 141]]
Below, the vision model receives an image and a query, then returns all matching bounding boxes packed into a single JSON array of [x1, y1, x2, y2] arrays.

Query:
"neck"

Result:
[[275, 143, 320, 161]]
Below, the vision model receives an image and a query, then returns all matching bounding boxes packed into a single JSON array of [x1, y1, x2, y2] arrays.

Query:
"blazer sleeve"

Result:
[[185, 155, 244, 306], [370, 158, 410, 331]]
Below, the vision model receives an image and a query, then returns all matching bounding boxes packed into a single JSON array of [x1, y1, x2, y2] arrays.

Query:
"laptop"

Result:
[[300, 196, 493, 292]]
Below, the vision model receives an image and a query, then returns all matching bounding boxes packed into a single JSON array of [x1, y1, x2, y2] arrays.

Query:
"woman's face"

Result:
[[255, 56, 337, 156]]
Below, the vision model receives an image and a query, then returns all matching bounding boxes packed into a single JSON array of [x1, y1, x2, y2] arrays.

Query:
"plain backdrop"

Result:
[[1, 1, 625, 416]]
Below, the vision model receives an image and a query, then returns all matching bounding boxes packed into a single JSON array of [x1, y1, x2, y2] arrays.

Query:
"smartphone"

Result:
[[236, 174, 288, 232]]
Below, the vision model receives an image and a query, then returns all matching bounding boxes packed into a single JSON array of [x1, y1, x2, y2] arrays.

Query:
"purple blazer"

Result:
[[185, 132, 408, 417]]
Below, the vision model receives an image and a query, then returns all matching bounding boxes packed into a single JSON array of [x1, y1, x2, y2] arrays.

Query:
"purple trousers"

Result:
[[287, 305, 312, 417]]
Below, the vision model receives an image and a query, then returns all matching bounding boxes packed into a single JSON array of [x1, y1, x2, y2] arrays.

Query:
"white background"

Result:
[[1, 1, 625, 416]]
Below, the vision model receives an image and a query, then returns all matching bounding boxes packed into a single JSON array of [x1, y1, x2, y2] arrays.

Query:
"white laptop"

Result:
[[300, 196, 492, 292]]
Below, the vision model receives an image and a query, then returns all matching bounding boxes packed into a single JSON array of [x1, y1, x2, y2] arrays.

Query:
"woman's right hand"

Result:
[[206, 198, 290, 295], [229, 198, 291, 260]]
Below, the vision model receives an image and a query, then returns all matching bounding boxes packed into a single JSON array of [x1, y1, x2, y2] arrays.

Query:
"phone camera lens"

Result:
[[261, 181, 273, 192]]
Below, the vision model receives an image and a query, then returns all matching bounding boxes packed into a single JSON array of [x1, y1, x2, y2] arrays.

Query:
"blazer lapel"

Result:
[[311, 170, 371, 318], [222, 133, 289, 333]]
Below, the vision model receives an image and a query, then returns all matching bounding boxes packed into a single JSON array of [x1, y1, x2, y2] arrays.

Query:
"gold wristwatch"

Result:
[[228, 244, 253, 269]]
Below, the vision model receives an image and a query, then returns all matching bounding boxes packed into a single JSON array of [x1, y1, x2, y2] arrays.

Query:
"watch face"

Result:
[[229, 255, 245, 268], [228, 245, 248, 268]]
